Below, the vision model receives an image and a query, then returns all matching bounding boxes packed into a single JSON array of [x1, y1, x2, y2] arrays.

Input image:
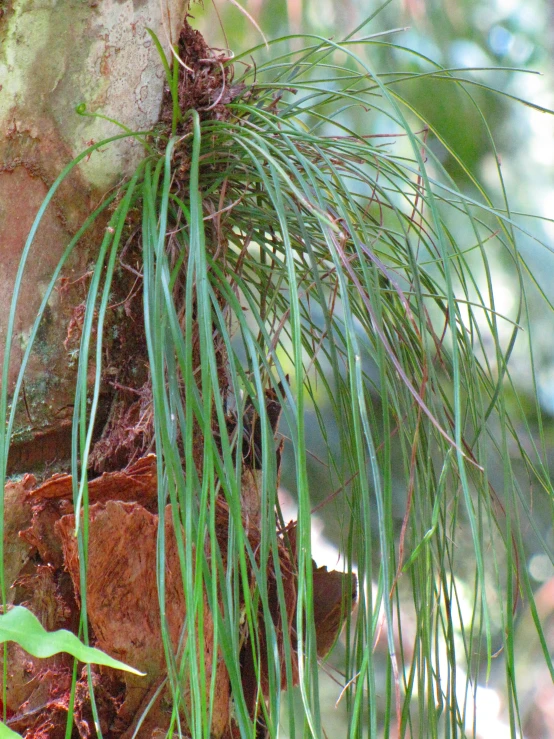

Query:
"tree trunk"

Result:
[[0, 0, 187, 465]]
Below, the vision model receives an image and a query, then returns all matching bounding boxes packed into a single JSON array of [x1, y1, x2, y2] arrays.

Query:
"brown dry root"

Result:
[[1, 455, 356, 737], [160, 19, 248, 131]]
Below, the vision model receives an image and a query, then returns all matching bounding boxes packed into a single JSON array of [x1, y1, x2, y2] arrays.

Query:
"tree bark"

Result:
[[0, 0, 187, 466]]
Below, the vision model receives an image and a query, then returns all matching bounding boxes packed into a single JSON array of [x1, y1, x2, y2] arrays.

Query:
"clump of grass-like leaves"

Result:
[[2, 12, 554, 738]]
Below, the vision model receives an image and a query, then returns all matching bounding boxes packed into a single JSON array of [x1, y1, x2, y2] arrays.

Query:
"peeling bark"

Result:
[[2, 456, 355, 735]]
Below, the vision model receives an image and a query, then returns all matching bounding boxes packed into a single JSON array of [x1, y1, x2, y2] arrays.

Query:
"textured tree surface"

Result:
[[0, 0, 187, 465]]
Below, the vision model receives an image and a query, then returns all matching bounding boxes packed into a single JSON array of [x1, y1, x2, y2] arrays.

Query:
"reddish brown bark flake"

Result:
[[27, 454, 158, 510]]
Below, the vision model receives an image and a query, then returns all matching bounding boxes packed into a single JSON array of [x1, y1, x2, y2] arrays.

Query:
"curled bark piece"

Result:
[[312, 565, 357, 658], [28, 454, 158, 511]]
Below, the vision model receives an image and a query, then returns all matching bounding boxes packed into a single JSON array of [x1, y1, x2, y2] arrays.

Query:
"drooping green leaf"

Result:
[[0, 606, 144, 676]]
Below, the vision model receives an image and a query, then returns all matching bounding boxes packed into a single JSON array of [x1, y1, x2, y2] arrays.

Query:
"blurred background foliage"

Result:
[[192, 1, 554, 736]]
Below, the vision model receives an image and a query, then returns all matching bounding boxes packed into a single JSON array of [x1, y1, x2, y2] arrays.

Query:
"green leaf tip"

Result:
[[0, 606, 145, 676], [0, 722, 22, 738]]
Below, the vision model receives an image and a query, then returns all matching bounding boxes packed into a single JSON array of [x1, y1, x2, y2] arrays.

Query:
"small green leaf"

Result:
[[0, 606, 144, 676]]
